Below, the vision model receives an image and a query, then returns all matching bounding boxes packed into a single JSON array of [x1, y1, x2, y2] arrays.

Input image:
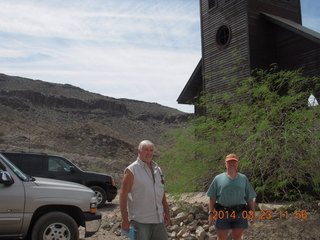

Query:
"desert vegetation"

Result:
[[159, 65, 320, 202]]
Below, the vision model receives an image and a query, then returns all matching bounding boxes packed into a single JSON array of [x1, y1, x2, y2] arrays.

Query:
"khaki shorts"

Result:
[[131, 220, 168, 240]]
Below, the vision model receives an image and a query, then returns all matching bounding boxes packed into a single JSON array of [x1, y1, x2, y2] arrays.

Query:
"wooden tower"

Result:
[[178, 0, 320, 114]]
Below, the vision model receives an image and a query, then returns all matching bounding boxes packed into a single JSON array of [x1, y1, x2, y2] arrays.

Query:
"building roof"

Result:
[[262, 12, 320, 45], [177, 59, 203, 104]]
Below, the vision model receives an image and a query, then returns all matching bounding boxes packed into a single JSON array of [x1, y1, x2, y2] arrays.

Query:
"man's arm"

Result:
[[248, 198, 255, 211], [162, 194, 171, 226], [119, 169, 134, 231], [247, 198, 256, 224], [208, 198, 216, 226]]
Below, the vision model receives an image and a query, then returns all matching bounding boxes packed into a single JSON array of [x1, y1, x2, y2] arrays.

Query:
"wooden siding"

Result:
[[200, 0, 251, 104], [275, 26, 320, 99], [276, 27, 320, 100], [251, 0, 301, 23], [248, 0, 302, 70]]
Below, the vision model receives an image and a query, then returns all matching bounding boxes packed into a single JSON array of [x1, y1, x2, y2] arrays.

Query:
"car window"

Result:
[[48, 157, 73, 172], [1, 153, 22, 167], [23, 155, 45, 173], [0, 154, 28, 181], [0, 160, 5, 172]]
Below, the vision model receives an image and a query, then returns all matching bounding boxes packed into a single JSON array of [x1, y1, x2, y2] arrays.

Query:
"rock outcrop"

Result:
[[0, 73, 189, 184]]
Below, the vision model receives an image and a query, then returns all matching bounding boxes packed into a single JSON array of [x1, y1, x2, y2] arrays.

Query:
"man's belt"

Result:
[[215, 203, 247, 212]]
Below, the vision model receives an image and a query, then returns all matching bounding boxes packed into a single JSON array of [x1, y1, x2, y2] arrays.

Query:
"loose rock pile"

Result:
[[103, 201, 215, 240], [102, 200, 320, 240], [168, 202, 213, 240]]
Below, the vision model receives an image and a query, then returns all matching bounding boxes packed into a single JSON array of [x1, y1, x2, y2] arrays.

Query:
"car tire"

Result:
[[91, 186, 107, 208], [31, 211, 79, 240]]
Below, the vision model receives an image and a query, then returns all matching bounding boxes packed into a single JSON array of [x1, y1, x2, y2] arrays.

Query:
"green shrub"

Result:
[[159, 65, 320, 201]]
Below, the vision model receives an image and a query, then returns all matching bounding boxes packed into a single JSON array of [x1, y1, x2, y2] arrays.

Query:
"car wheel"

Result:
[[91, 186, 107, 208], [31, 211, 79, 240]]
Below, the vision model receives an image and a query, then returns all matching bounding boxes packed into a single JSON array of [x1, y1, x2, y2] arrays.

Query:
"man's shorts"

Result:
[[215, 211, 248, 230], [131, 220, 168, 240]]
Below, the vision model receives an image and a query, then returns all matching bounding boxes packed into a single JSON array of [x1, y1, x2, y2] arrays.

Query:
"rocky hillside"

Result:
[[0, 73, 189, 184]]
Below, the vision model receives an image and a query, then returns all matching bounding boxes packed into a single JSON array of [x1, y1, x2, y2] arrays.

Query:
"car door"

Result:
[[47, 156, 82, 184], [0, 161, 25, 236]]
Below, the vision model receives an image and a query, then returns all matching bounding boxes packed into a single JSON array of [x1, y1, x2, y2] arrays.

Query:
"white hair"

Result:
[[138, 140, 155, 151]]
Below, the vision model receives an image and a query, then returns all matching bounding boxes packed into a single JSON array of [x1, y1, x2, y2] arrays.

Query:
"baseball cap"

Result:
[[225, 153, 239, 162]]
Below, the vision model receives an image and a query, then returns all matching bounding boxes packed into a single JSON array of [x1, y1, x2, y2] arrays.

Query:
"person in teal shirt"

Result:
[[207, 154, 256, 240]]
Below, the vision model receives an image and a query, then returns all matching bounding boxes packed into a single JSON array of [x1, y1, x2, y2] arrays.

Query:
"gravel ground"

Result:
[[80, 196, 124, 240], [82, 193, 320, 240], [83, 193, 209, 240]]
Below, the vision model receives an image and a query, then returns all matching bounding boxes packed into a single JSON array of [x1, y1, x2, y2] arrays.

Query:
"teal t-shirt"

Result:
[[206, 172, 256, 207]]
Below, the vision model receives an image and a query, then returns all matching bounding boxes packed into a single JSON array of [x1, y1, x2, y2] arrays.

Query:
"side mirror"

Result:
[[0, 171, 14, 185]]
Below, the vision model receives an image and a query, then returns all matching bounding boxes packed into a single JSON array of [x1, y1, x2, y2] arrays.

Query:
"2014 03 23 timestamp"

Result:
[[210, 210, 309, 220]]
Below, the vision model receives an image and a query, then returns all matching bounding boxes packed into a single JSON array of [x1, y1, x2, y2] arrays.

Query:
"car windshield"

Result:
[[0, 154, 29, 181]]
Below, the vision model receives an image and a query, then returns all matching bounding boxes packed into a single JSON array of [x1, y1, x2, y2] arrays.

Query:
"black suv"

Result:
[[1, 151, 117, 208]]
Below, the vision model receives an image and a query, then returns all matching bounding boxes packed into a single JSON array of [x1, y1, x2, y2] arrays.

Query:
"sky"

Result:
[[0, 0, 319, 113]]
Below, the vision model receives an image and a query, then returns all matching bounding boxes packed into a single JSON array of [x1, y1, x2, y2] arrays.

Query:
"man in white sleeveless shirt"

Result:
[[120, 140, 170, 240]]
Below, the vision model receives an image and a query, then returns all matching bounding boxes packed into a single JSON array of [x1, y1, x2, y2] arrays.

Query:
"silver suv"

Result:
[[0, 153, 101, 240], [1, 151, 117, 208]]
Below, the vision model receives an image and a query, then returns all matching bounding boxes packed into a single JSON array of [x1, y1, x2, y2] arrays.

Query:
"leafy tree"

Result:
[[159, 65, 320, 201]]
